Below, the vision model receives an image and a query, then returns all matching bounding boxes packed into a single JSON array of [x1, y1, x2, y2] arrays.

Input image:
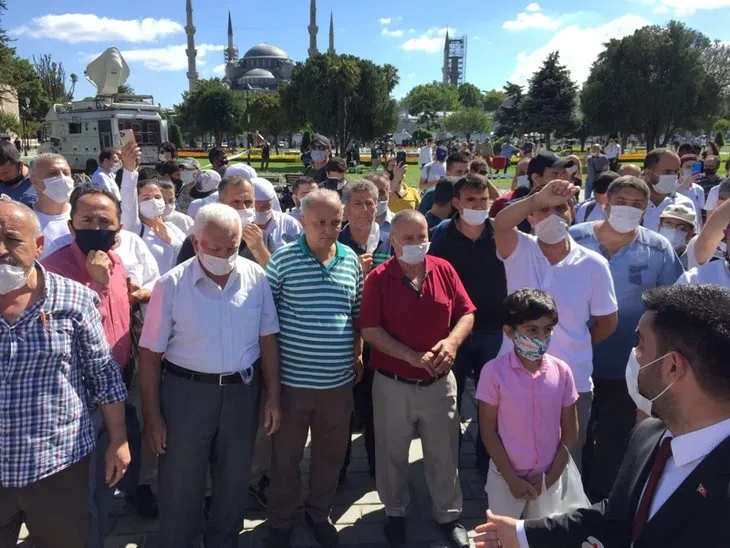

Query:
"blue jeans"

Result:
[[453, 329, 503, 472]]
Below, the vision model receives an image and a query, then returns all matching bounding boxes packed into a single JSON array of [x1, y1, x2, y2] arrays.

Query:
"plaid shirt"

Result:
[[0, 265, 127, 487]]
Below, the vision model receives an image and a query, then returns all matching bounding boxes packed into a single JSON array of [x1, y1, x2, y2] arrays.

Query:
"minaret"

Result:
[[328, 11, 335, 55], [308, 0, 318, 57], [442, 29, 450, 84], [224, 9, 238, 66], [185, 0, 198, 91]]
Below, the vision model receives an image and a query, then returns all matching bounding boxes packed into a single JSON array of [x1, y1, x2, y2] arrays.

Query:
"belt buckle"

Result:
[[218, 374, 226, 386]]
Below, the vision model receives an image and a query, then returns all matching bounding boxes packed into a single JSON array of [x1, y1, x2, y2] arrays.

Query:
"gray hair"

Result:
[[391, 209, 426, 232], [218, 174, 252, 197], [193, 202, 242, 243], [300, 188, 342, 217], [0, 195, 42, 237], [718, 179, 730, 202], [342, 180, 378, 205], [31, 153, 69, 175]]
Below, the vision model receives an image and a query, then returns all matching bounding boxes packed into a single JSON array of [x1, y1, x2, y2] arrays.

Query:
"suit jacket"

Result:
[[525, 418, 730, 547]]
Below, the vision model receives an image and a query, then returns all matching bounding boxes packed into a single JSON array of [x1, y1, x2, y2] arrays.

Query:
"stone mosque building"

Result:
[[184, 0, 335, 92]]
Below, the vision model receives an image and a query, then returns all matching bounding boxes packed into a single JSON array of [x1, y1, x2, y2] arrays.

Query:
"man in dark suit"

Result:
[[475, 283, 730, 548]]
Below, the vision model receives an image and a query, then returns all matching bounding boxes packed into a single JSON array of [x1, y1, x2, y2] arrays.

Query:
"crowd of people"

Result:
[[0, 132, 729, 548]]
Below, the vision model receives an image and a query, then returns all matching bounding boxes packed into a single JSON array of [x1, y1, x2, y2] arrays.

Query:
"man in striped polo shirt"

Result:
[[265, 189, 364, 548]]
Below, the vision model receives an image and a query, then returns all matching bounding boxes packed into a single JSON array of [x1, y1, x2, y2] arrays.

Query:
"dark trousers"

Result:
[[343, 347, 376, 475], [583, 377, 637, 499], [453, 329, 503, 471], [261, 159, 269, 171], [157, 372, 260, 548], [268, 383, 353, 529], [0, 456, 90, 548]]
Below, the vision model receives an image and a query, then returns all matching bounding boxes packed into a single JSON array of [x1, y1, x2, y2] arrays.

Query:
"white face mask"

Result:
[[0, 263, 30, 294], [337, 180, 346, 191], [199, 252, 237, 276], [625, 350, 674, 417], [162, 203, 176, 218], [42, 174, 75, 204], [607, 205, 644, 233], [112, 161, 122, 173], [159, 153, 167, 162], [375, 200, 389, 217], [397, 241, 429, 265], [653, 174, 678, 195], [139, 198, 165, 220], [534, 214, 568, 244], [366, 222, 380, 253], [238, 208, 255, 226], [659, 226, 687, 250], [181, 170, 195, 185], [680, 168, 692, 178], [461, 208, 488, 226], [516, 175, 530, 189], [254, 209, 272, 225]]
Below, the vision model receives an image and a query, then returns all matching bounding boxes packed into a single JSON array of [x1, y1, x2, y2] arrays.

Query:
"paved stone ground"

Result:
[[17, 382, 487, 548]]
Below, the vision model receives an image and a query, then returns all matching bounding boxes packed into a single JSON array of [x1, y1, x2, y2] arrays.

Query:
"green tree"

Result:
[[443, 108, 491, 142], [519, 52, 577, 149], [174, 78, 243, 145], [713, 119, 730, 133], [301, 130, 312, 151], [0, 111, 20, 134], [458, 83, 483, 108], [411, 128, 432, 143], [715, 131, 724, 147], [33, 54, 71, 104], [169, 122, 184, 150], [248, 92, 288, 153], [402, 82, 459, 127], [117, 83, 135, 95], [493, 82, 523, 138], [483, 89, 507, 112]]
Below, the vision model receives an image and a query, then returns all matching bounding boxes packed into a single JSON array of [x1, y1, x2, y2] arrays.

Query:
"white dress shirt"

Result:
[[90, 167, 121, 200], [165, 210, 194, 236], [36, 209, 71, 259], [140, 255, 279, 374], [262, 210, 303, 250], [187, 192, 219, 220], [516, 417, 730, 547], [604, 143, 621, 160]]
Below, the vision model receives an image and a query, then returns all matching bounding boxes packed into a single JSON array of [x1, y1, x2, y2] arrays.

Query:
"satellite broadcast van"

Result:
[[38, 47, 168, 172]]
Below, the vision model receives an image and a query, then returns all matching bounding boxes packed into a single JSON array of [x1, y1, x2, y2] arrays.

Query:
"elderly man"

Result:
[[252, 177, 302, 249], [265, 189, 363, 548], [0, 198, 129, 547], [90, 148, 122, 200], [303, 134, 332, 183], [641, 148, 695, 232], [139, 203, 281, 548], [177, 175, 274, 267], [0, 141, 36, 207], [361, 210, 474, 548]]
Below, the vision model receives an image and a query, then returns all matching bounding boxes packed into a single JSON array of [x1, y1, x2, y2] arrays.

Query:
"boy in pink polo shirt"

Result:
[[476, 288, 579, 518]]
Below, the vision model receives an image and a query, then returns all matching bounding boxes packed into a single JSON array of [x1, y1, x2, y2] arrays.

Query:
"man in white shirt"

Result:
[[27, 153, 74, 258], [494, 179, 619, 470], [90, 147, 122, 200], [474, 283, 730, 548], [604, 138, 621, 170], [419, 138, 434, 169], [418, 146, 448, 191], [640, 148, 695, 233], [138, 203, 281, 548]]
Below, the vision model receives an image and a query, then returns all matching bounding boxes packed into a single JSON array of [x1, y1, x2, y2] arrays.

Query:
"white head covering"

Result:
[[223, 163, 258, 180], [251, 176, 281, 211]]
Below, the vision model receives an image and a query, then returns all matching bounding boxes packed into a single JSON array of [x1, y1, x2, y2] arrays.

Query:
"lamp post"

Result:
[[243, 83, 253, 166]]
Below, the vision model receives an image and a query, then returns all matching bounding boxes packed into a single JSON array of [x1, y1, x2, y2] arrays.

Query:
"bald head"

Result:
[[390, 210, 428, 254], [300, 189, 343, 250], [620, 163, 642, 177], [0, 198, 41, 238]]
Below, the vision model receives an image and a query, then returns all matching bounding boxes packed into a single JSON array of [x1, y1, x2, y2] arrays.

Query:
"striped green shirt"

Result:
[[265, 236, 364, 389]]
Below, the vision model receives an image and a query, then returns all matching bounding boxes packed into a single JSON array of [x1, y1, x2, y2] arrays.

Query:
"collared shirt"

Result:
[[140, 255, 279, 374], [0, 176, 37, 207], [389, 185, 421, 213], [261, 210, 303, 250], [570, 223, 684, 380], [265, 237, 363, 389], [90, 167, 121, 201], [429, 217, 507, 332], [498, 232, 617, 392], [288, 208, 302, 223], [425, 211, 445, 233], [604, 143, 621, 159], [187, 192, 219, 219], [35, 209, 71, 259], [475, 350, 578, 476], [338, 223, 392, 269], [675, 259, 730, 288], [0, 266, 126, 487], [642, 193, 695, 233], [360, 255, 476, 380], [42, 241, 132, 368], [165, 210, 194, 236]]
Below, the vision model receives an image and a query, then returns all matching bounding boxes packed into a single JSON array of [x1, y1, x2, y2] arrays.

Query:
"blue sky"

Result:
[[5, 0, 730, 108]]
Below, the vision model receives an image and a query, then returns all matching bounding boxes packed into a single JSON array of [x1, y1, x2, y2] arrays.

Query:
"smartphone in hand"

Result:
[[396, 150, 407, 166], [120, 129, 136, 147], [691, 161, 703, 175]]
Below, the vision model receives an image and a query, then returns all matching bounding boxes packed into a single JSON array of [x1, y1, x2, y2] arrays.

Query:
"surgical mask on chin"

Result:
[[516, 175, 530, 189], [311, 150, 326, 163], [461, 208, 488, 226], [238, 208, 255, 226], [513, 331, 551, 362], [181, 170, 195, 185], [139, 198, 165, 220], [607, 205, 644, 233], [659, 226, 686, 250], [375, 200, 389, 217], [0, 263, 30, 294], [625, 350, 674, 416], [42, 174, 75, 204], [653, 174, 678, 195], [163, 203, 176, 218], [534, 214, 568, 244], [199, 252, 237, 276], [254, 209, 272, 225], [398, 241, 429, 265]]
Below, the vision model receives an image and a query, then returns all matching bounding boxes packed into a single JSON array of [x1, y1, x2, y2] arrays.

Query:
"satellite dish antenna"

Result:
[[84, 47, 130, 96]]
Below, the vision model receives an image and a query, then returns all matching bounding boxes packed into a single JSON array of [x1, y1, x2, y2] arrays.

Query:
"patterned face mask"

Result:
[[513, 331, 551, 362]]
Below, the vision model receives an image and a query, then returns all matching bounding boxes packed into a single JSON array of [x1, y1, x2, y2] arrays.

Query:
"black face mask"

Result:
[[74, 229, 118, 255], [705, 169, 716, 176]]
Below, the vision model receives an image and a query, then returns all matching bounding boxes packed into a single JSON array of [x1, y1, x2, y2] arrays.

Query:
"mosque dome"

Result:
[[241, 68, 277, 79], [243, 43, 288, 59]]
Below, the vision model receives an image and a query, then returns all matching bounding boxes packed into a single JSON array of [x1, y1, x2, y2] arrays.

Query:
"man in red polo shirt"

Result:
[[360, 210, 475, 548]]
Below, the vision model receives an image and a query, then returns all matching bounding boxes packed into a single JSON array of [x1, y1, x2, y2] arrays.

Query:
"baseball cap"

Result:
[[190, 169, 221, 198], [179, 157, 200, 170], [527, 151, 575, 178], [660, 204, 696, 228], [312, 134, 331, 149]]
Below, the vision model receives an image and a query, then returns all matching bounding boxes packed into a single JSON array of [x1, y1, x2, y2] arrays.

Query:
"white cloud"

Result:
[[654, 5, 670, 13], [400, 27, 452, 54], [408, 28, 416, 34], [503, 4, 563, 31], [636, 0, 730, 15], [10, 14, 183, 43], [87, 44, 224, 72], [378, 17, 392, 24], [508, 15, 650, 86], [212, 64, 226, 76], [381, 28, 404, 37]]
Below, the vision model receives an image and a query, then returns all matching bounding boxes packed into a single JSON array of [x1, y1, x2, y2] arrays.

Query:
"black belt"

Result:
[[377, 369, 448, 387], [162, 360, 258, 386]]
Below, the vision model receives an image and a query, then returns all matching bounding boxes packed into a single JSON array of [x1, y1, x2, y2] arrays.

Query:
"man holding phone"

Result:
[[677, 154, 705, 231]]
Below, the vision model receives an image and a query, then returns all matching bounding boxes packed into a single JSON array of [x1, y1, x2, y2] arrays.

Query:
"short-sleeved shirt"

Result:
[[338, 223, 392, 269], [420, 161, 446, 184], [586, 154, 609, 183], [475, 351, 578, 476], [498, 232, 617, 392], [360, 255, 476, 380], [570, 222, 684, 379], [0, 177, 37, 207], [675, 259, 730, 288], [265, 237, 363, 389], [703, 184, 721, 212], [642, 193, 695, 233], [683, 234, 726, 270], [679, 183, 705, 232], [389, 185, 421, 213], [429, 217, 506, 332]]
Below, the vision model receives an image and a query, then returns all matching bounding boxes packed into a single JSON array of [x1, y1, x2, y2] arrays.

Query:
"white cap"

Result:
[[224, 163, 258, 180], [252, 177, 276, 201], [196, 170, 222, 193]]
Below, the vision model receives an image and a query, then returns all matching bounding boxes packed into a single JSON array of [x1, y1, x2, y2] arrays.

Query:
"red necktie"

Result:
[[632, 437, 673, 541]]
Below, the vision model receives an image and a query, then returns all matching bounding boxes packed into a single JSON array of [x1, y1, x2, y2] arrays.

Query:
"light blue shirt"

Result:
[[569, 222, 684, 379]]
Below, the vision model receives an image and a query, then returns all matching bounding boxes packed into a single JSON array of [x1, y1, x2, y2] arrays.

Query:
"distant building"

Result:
[[441, 30, 467, 86]]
